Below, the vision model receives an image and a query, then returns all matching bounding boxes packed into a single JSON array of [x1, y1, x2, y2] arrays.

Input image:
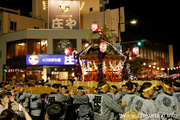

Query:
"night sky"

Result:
[[0, 0, 177, 65]]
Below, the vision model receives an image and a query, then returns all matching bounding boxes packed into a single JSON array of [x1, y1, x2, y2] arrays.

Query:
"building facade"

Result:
[[0, 7, 45, 35], [0, 29, 97, 81], [121, 40, 170, 78], [0, 0, 171, 81]]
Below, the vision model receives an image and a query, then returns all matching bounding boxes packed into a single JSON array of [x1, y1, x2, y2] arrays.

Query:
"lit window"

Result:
[[15, 43, 26, 56]]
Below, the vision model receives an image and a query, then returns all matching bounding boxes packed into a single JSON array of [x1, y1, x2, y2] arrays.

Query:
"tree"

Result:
[[129, 57, 143, 76]]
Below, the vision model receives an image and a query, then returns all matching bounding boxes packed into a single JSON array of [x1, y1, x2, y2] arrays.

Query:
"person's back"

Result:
[[130, 95, 156, 119], [122, 93, 137, 112], [30, 94, 42, 119], [130, 82, 157, 120], [48, 84, 70, 104], [91, 81, 124, 120], [155, 92, 179, 114], [122, 81, 138, 112], [155, 81, 180, 120], [173, 81, 180, 119], [48, 93, 70, 103], [72, 87, 92, 119], [173, 81, 180, 103]]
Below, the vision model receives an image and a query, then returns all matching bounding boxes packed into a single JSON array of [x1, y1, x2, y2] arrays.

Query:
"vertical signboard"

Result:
[[120, 7, 125, 32], [48, 0, 80, 29]]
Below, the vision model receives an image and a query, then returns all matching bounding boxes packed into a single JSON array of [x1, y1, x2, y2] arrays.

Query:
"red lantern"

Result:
[[91, 22, 98, 32], [132, 46, 139, 55], [65, 47, 71, 56], [100, 42, 107, 53]]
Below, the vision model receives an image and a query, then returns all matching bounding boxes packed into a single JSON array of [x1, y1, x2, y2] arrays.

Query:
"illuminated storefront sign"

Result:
[[48, 0, 80, 29], [26, 55, 77, 66], [6, 69, 26, 73]]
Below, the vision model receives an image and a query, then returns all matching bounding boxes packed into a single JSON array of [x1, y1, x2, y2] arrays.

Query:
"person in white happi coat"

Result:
[[155, 81, 180, 120], [130, 82, 158, 120], [122, 81, 138, 112]]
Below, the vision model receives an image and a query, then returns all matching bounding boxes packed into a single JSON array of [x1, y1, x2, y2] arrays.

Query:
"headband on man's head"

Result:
[[143, 84, 157, 92], [111, 87, 117, 91], [163, 83, 172, 89], [173, 85, 180, 89], [122, 86, 127, 89], [98, 83, 110, 89]]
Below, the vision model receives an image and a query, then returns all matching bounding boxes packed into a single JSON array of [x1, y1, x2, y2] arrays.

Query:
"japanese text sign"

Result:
[[48, 0, 80, 29], [26, 55, 77, 66]]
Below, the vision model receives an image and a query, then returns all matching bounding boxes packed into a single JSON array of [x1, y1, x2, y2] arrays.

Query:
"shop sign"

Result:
[[48, 0, 80, 29], [7, 69, 26, 73], [26, 55, 77, 66]]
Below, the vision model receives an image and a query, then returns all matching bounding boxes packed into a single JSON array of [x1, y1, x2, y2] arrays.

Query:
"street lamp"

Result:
[[130, 20, 138, 24], [118, 19, 138, 43]]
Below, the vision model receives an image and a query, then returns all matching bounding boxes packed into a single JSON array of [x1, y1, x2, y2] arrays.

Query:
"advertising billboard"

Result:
[[53, 39, 77, 54], [48, 0, 80, 29], [26, 55, 77, 66]]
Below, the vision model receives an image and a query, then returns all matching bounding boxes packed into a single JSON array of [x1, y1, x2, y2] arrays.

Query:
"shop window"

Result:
[[28, 39, 47, 54], [28, 39, 41, 54], [15, 43, 26, 56]]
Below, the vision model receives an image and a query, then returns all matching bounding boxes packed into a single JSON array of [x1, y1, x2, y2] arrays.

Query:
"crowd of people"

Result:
[[0, 78, 180, 120]]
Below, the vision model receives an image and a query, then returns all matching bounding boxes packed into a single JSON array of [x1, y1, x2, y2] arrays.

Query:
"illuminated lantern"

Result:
[[65, 47, 71, 56], [132, 46, 139, 55], [91, 22, 98, 32], [100, 42, 107, 53]]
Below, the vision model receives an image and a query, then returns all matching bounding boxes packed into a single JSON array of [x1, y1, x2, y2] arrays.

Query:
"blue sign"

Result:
[[26, 55, 77, 66]]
